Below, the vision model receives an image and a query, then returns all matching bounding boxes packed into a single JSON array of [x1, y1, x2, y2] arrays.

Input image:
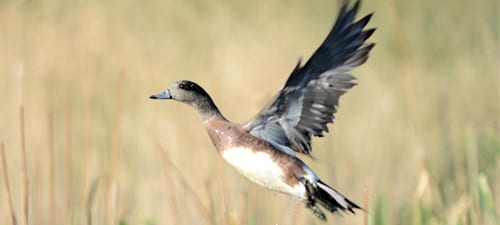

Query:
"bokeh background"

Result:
[[1, 0, 498, 224]]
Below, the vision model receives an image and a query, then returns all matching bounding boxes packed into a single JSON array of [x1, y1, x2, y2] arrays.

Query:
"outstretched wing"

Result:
[[244, 1, 375, 155]]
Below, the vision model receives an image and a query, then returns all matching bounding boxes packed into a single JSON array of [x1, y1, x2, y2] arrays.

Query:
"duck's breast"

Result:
[[221, 146, 306, 199]]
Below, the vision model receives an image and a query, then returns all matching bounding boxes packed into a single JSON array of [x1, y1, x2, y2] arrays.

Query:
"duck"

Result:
[[150, 0, 375, 221]]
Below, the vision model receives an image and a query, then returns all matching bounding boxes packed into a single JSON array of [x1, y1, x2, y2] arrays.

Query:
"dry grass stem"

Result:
[[159, 145, 211, 225], [1, 142, 17, 225], [82, 80, 95, 225], [64, 101, 73, 225], [217, 162, 228, 225], [363, 188, 368, 225], [19, 105, 29, 225], [108, 72, 125, 225], [47, 114, 55, 225], [204, 181, 216, 225], [157, 145, 180, 225], [238, 191, 248, 225]]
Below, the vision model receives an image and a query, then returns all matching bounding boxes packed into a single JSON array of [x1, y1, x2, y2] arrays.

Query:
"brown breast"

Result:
[[203, 117, 306, 186]]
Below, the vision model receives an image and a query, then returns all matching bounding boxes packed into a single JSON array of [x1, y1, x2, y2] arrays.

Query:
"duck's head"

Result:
[[150, 80, 210, 103], [150, 80, 222, 120]]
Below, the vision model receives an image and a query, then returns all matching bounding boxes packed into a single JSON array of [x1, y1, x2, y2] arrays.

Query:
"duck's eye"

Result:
[[178, 83, 185, 89]]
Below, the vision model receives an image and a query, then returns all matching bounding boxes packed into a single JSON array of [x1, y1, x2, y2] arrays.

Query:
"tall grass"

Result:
[[0, 0, 498, 224], [17, 65, 29, 225], [1, 141, 16, 225]]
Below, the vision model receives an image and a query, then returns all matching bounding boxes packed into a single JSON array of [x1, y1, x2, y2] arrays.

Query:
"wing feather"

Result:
[[244, 1, 375, 155]]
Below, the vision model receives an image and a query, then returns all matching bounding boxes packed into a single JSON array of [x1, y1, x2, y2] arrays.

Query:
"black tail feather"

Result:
[[303, 179, 362, 221], [316, 180, 361, 213]]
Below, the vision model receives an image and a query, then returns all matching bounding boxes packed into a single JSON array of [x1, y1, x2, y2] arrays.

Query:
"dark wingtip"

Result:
[[352, 0, 361, 12], [150, 95, 158, 99], [357, 13, 374, 27], [361, 28, 376, 40]]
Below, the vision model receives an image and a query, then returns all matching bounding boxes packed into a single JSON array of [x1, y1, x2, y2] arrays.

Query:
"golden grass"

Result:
[[0, 0, 498, 224], [1, 141, 16, 225], [19, 101, 29, 225]]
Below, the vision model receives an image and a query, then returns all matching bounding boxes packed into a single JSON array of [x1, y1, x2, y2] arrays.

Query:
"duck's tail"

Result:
[[304, 179, 362, 221]]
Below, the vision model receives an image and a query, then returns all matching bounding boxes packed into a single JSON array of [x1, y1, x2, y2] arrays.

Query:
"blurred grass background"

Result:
[[1, 0, 499, 224]]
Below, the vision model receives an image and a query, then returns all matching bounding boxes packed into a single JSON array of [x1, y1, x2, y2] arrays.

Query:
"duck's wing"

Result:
[[244, 1, 375, 155]]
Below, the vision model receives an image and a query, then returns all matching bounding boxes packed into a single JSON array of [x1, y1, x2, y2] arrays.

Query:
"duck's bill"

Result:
[[150, 90, 172, 99]]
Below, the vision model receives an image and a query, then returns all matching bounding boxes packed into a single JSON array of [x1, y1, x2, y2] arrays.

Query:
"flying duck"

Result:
[[150, 0, 375, 221]]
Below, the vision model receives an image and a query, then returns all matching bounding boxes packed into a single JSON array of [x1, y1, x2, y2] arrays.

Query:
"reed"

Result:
[[238, 192, 248, 225], [217, 162, 229, 225], [107, 72, 125, 225], [82, 73, 95, 225], [363, 188, 368, 225], [159, 144, 212, 225], [47, 113, 55, 225], [159, 146, 181, 225], [204, 181, 216, 225], [19, 105, 28, 225], [1, 142, 17, 225], [86, 179, 100, 225], [64, 100, 73, 225], [293, 200, 303, 225]]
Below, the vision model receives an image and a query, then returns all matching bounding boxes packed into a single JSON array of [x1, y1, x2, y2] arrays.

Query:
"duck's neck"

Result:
[[192, 97, 226, 122]]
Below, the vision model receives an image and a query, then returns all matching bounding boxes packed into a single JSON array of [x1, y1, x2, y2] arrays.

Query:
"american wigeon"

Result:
[[151, 0, 375, 221]]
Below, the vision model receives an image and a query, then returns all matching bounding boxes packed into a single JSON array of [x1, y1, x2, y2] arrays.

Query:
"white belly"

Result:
[[221, 147, 306, 199]]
